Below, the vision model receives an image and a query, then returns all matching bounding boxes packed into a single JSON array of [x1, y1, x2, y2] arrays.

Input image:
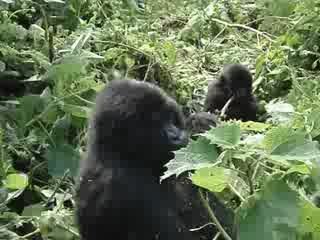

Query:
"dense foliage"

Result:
[[1, 0, 320, 239]]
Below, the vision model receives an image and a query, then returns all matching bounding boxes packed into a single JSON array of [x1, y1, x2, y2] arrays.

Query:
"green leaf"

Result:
[[0, 228, 20, 240], [161, 137, 219, 181], [50, 115, 72, 144], [0, 188, 8, 203], [4, 173, 28, 190], [260, 0, 296, 17], [201, 123, 241, 147], [16, 95, 46, 128], [240, 121, 271, 132], [286, 164, 311, 175], [61, 104, 91, 119], [263, 127, 320, 161], [45, 144, 80, 177], [163, 41, 177, 65], [191, 167, 235, 192], [22, 203, 45, 217], [265, 101, 295, 124], [238, 178, 302, 240], [299, 201, 320, 238]]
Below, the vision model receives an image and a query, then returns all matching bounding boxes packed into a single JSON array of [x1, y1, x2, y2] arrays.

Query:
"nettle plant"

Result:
[[162, 101, 320, 240]]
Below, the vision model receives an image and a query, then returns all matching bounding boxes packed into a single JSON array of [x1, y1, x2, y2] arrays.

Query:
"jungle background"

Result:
[[1, 0, 320, 239]]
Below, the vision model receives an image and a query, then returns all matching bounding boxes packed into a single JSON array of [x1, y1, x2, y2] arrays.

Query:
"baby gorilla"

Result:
[[204, 64, 258, 121], [76, 79, 196, 240]]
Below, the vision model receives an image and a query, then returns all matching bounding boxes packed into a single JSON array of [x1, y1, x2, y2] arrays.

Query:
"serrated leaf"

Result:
[[240, 121, 271, 132], [4, 173, 28, 190], [45, 144, 80, 177], [161, 137, 219, 181], [265, 100, 295, 124], [191, 167, 234, 192], [263, 126, 305, 152], [201, 123, 241, 147], [238, 179, 301, 240]]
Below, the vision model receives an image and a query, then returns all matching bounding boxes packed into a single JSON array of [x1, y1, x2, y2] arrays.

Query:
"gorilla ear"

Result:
[[164, 122, 189, 151]]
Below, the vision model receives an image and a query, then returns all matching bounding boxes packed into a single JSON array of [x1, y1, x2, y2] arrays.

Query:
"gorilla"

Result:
[[204, 64, 258, 121], [186, 112, 218, 139], [76, 79, 196, 240], [76, 78, 236, 240]]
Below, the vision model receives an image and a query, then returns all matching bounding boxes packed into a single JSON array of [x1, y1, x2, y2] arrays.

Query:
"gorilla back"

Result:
[[76, 79, 195, 240]]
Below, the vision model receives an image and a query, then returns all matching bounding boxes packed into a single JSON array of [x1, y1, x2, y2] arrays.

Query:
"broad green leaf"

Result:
[[270, 138, 320, 162], [201, 123, 241, 147], [263, 126, 305, 153], [299, 201, 320, 238], [238, 179, 301, 240], [240, 121, 271, 132], [265, 100, 295, 124], [22, 203, 45, 217], [286, 164, 311, 175], [191, 167, 234, 192], [4, 173, 28, 190], [45, 144, 80, 177], [161, 137, 219, 181]]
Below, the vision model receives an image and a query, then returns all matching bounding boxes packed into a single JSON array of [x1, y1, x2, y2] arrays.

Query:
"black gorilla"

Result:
[[76, 79, 197, 240], [204, 64, 258, 121], [186, 112, 218, 139]]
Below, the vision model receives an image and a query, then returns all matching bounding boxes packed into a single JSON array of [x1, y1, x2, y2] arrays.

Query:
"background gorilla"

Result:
[[186, 112, 218, 139], [76, 79, 196, 240], [204, 63, 258, 121]]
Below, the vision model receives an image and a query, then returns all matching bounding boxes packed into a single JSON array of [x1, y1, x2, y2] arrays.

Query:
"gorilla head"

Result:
[[220, 63, 253, 98], [87, 79, 188, 175]]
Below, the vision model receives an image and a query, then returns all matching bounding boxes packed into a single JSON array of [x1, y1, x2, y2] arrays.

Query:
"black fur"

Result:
[[186, 112, 218, 139], [204, 64, 258, 121], [162, 173, 236, 240], [76, 79, 196, 240]]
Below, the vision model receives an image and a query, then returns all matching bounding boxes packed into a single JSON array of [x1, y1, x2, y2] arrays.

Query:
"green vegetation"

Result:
[[1, 0, 320, 239]]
